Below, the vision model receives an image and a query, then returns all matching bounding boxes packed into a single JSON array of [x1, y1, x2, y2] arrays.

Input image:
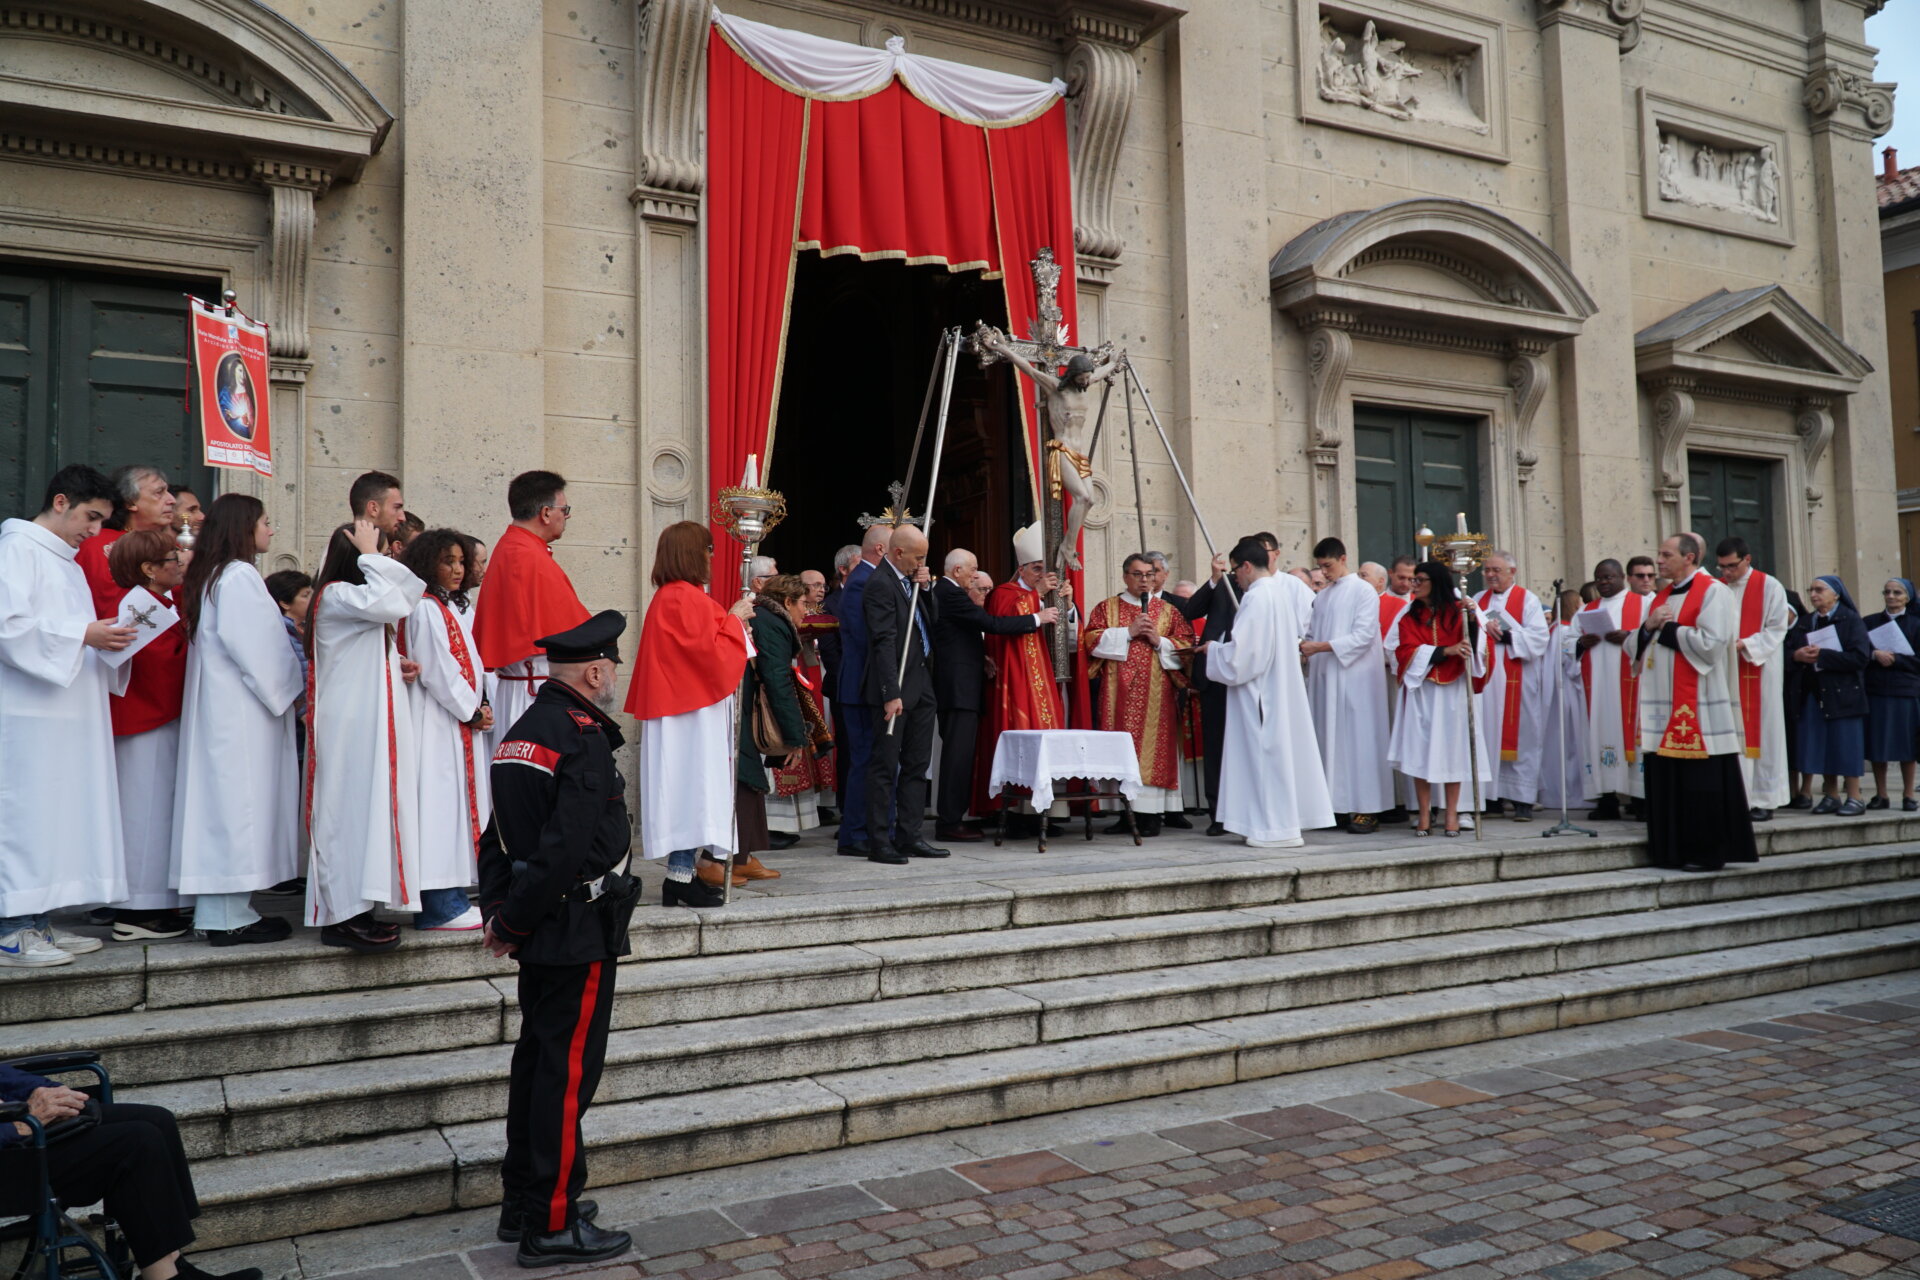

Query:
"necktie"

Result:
[[903, 574, 930, 654]]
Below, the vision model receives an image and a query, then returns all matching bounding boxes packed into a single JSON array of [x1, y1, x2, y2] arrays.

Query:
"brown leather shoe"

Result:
[[935, 824, 985, 843], [735, 855, 781, 880], [697, 860, 747, 889]]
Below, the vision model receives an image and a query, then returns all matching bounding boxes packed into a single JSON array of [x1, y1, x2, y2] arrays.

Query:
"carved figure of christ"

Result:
[[979, 333, 1118, 572]]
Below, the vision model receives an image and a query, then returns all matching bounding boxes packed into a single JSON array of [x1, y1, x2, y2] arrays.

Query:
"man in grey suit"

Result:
[[863, 525, 949, 865]]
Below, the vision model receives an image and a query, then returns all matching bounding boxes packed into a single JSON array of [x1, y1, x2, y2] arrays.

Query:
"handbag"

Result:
[[752, 680, 796, 755]]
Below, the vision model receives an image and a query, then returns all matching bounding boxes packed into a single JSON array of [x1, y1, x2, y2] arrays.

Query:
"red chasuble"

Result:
[[1734, 570, 1770, 758], [1081, 593, 1195, 791], [625, 579, 749, 720], [974, 581, 1066, 814], [471, 525, 591, 670], [1578, 591, 1645, 762]]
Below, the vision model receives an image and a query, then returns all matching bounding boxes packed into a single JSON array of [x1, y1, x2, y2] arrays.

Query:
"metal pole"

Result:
[[1123, 365, 1146, 555], [902, 329, 948, 500], [1124, 360, 1237, 606], [1462, 595, 1483, 842], [889, 328, 961, 735]]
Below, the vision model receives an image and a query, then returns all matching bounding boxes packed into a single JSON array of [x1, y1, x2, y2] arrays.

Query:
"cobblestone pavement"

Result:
[[214, 978, 1920, 1280]]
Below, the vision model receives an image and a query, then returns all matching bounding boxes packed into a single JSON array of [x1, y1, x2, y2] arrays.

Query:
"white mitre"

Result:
[[1013, 520, 1045, 567]]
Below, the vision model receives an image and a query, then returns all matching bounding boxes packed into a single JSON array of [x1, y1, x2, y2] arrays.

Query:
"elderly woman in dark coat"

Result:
[[1863, 576, 1920, 810], [1792, 574, 1872, 816], [723, 574, 811, 888]]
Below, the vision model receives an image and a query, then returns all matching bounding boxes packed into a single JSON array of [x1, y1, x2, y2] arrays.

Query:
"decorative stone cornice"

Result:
[[634, 0, 707, 201], [1507, 350, 1550, 482], [1066, 38, 1134, 264], [0, 130, 255, 185], [1535, 0, 1642, 54], [259, 178, 316, 360], [1306, 326, 1353, 452], [1803, 65, 1895, 140], [1797, 397, 1834, 505], [1649, 374, 1697, 492], [251, 158, 332, 194]]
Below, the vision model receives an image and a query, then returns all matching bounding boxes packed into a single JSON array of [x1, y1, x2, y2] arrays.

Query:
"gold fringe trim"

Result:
[[796, 241, 999, 277]]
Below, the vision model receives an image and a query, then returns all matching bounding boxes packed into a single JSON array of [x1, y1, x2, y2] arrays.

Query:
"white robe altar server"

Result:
[[1715, 537, 1795, 816], [1575, 560, 1647, 816], [1206, 538, 1333, 848], [0, 473, 130, 963], [306, 520, 427, 940], [1475, 550, 1552, 817], [1301, 538, 1393, 830], [173, 493, 306, 944], [1537, 611, 1594, 810]]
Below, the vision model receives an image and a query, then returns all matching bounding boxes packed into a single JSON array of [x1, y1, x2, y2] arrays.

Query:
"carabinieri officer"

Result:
[[480, 609, 641, 1267]]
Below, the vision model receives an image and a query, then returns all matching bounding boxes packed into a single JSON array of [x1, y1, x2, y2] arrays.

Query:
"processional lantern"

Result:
[[713, 454, 787, 599]]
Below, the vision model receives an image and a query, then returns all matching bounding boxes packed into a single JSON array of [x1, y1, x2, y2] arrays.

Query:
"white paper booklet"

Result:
[[100, 586, 179, 669]]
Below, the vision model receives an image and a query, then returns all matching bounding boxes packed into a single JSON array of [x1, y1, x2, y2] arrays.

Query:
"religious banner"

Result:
[[187, 295, 273, 476]]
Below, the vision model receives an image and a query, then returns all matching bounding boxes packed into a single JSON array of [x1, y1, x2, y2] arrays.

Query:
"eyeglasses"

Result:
[[544, 505, 573, 518]]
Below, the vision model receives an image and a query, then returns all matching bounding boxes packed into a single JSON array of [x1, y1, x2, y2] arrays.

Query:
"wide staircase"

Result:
[[5, 816, 1920, 1249]]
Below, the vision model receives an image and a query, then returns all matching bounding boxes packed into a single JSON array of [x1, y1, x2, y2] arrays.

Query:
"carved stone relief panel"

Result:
[[1637, 90, 1793, 247], [1297, 0, 1507, 163]]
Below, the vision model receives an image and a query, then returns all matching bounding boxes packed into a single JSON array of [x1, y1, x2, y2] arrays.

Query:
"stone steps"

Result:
[[177, 919, 1920, 1249], [143, 873, 1920, 1162]]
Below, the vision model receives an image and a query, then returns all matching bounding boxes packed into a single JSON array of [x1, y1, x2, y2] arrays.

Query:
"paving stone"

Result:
[[1150, 1121, 1265, 1153], [1320, 1091, 1437, 1120], [860, 1168, 984, 1210], [722, 1185, 888, 1238], [953, 1151, 1091, 1192]]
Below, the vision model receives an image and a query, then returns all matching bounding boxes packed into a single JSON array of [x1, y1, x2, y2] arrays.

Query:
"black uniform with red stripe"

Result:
[[479, 678, 635, 1236]]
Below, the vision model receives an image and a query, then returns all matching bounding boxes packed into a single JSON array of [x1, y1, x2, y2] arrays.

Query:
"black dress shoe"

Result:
[[837, 839, 872, 857], [1101, 817, 1135, 835], [900, 838, 950, 858], [868, 844, 909, 865], [1162, 812, 1194, 830], [1749, 807, 1773, 821], [818, 807, 839, 824], [207, 915, 293, 948], [1137, 814, 1163, 837], [1588, 797, 1621, 821], [935, 824, 985, 843], [1905, 797, 1918, 812], [662, 877, 726, 908], [765, 830, 801, 849], [499, 1198, 598, 1242], [1511, 803, 1534, 822], [1205, 820, 1227, 837], [1867, 795, 1890, 811], [176, 1259, 264, 1280], [1811, 795, 1841, 815], [517, 1216, 633, 1267], [1786, 794, 1813, 810], [1837, 797, 1867, 816]]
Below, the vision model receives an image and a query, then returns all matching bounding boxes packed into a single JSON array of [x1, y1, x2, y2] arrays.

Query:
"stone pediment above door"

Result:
[[1, 1, 391, 185], [1634, 284, 1873, 401]]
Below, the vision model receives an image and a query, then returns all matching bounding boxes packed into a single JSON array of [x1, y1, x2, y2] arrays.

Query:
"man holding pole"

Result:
[[862, 526, 948, 865]]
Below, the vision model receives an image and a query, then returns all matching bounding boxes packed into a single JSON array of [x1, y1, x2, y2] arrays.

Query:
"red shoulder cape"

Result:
[[625, 579, 749, 720], [471, 525, 590, 669]]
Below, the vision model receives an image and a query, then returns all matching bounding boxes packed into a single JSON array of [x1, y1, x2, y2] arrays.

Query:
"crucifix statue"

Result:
[[971, 249, 1118, 574]]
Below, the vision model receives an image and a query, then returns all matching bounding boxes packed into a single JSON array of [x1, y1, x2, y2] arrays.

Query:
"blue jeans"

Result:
[[0, 913, 49, 935], [416, 887, 473, 929], [193, 892, 260, 933]]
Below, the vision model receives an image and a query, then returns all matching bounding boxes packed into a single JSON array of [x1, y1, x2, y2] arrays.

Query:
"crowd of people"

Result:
[[6, 455, 1915, 966]]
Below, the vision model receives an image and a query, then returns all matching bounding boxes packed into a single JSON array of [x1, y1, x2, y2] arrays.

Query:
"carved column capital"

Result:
[[1803, 65, 1895, 141], [251, 166, 323, 362], [1649, 376, 1696, 493], [1507, 351, 1550, 483], [634, 0, 708, 214], [1066, 37, 1136, 272], [1535, 0, 1641, 53], [1306, 325, 1352, 453]]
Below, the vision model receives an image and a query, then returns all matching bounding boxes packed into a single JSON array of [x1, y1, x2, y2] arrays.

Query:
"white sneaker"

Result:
[[420, 905, 484, 932], [45, 929, 103, 955], [0, 928, 74, 967]]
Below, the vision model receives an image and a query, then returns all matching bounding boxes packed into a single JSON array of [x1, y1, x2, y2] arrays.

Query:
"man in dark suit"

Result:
[[931, 548, 1058, 841], [1173, 536, 1273, 837], [863, 525, 949, 864], [834, 528, 890, 854]]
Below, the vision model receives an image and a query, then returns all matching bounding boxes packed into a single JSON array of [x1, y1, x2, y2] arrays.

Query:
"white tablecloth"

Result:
[[987, 729, 1142, 812]]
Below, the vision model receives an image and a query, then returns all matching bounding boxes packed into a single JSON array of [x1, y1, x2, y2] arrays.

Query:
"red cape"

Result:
[[625, 579, 749, 720], [472, 525, 590, 669]]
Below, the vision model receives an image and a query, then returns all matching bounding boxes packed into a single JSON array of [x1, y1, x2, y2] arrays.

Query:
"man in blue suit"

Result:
[[831, 526, 891, 854]]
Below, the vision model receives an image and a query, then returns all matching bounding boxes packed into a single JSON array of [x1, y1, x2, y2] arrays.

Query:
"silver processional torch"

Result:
[[1426, 516, 1489, 841], [712, 455, 787, 904]]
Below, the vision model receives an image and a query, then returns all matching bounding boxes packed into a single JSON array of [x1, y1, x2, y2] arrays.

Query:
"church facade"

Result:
[[0, 0, 1898, 623]]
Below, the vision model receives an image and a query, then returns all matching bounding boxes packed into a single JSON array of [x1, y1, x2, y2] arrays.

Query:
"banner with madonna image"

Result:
[[187, 295, 274, 476]]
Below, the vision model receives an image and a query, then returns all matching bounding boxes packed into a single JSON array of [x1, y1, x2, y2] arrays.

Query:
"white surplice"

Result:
[[1206, 574, 1333, 847], [305, 555, 426, 925], [1537, 623, 1594, 808], [115, 722, 185, 910], [1384, 602, 1494, 787], [491, 656, 548, 740], [0, 519, 129, 916], [1305, 573, 1393, 813], [1476, 585, 1552, 804], [1581, 591, 1645, 799], [406, 595, 491, 893], [641, 699, 738, 857], [1728, 569, 1795, 808], [173, 562, 305, 896], [1637, 571, 1744, 756]]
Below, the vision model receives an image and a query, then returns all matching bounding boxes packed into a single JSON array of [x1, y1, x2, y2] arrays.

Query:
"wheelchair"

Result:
[[0, 1052, 132, 1280]]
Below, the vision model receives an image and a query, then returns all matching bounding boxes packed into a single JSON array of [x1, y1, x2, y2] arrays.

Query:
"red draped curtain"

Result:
[[704, 29, 1079, 604]]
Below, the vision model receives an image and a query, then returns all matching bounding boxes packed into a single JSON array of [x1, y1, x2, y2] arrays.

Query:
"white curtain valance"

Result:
[[712, 7, 1066, 125]]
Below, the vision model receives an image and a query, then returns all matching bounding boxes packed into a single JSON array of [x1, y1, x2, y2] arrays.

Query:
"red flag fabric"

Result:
[[471, 525, 591, 671], [625, 580, 750, 720]]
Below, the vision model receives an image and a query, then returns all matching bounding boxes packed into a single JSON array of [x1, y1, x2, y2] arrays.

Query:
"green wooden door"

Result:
[[0, 266, 216, 520], [1354, 407, 1484, 582], [1688, 452, 1775, 572]]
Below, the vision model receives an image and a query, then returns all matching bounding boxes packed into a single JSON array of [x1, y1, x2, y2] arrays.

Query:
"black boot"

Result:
[[517, 1216, 633, 1267], [499, 1198, 599, 1242], [663, 877, 725, 908], [1587, 795, 1620, 821]]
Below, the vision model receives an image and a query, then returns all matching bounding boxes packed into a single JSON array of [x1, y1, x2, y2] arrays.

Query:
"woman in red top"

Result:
[[105, 529, 192, 940], [1384, 560, 1494, 837]]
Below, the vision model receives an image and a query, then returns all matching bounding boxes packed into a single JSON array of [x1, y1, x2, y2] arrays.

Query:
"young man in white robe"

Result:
[[173, 494, 307, 945], [1713, 536, 1795, 819], [1475, 550, 1552, 820], [1301, 537, 1393, 833], [1204, 538, 1334, 848], [1538, 592, 1595, 811], [1574, 559, 1647, 820], [0, 465, 131, 966], [305, 517, 427, 951]]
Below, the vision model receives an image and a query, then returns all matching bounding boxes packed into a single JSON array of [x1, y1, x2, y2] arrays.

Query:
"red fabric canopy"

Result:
[[705, 29, 1079, 604]]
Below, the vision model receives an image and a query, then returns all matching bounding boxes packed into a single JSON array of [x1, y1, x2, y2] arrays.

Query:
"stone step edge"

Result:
[[181, 920, 1920, 1250]]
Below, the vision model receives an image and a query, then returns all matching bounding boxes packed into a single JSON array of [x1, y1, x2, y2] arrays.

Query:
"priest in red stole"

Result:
[[1634, 533, 1757, 870], [628, 521, 753, 908], [1714, 536, 1794, 816], [1082, 550, 1196, 836], [473, 471, 590, 736], [975, 523, 1067, 819]]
